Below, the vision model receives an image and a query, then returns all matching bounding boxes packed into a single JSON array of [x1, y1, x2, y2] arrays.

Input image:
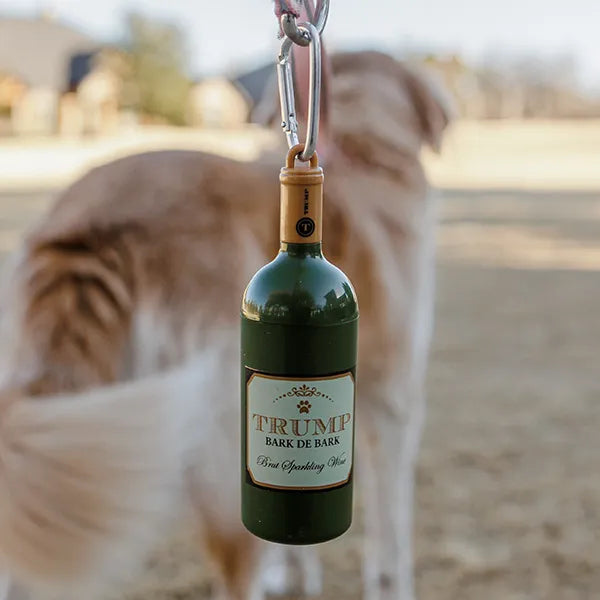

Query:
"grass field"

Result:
[[1, 121, 599, 600]]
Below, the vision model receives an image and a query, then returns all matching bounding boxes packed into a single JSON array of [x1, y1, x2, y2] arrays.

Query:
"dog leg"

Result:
[[262, 545, 323, 597], [201, 532, 266, 600], [359, 393, 425, 600], [0, 576, 27, 600], [0, 573, 9, 600]]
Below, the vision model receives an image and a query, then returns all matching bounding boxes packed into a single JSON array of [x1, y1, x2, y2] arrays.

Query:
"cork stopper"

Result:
[[279, 145, 324, 244]]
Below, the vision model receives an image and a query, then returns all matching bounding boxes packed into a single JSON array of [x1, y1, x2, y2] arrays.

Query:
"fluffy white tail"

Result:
[[0, 361, 208, 595]]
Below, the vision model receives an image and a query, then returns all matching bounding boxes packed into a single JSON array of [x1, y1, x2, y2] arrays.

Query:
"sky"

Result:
[[1, 0, 599, 87]]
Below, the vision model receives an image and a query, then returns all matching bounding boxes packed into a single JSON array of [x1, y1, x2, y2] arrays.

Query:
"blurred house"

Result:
[[61, 49, 125, 136], [188, 78, 249, 128], [0, 16, 94, 135], [0, 73, 28, 135], [0, 16, 125, 137], [188, 64, 276, 128], [235, 64, 277, 124]]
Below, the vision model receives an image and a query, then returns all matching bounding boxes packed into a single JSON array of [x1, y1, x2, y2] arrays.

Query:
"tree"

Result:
[[122, 14, 191, 125]]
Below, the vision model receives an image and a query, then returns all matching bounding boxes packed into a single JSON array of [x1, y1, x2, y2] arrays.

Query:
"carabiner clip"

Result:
[[277, 21, 321, 162]]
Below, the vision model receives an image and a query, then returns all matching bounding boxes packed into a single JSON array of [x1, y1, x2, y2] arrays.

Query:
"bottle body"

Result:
[[241, 150, 359, 544], [241, 247, 358, 544]]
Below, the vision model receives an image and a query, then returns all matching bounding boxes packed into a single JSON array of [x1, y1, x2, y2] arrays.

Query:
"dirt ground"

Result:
[[1, 121, 599, 599]]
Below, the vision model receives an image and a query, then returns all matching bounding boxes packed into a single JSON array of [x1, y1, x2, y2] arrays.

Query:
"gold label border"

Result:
[[245, 369, 356, 491]]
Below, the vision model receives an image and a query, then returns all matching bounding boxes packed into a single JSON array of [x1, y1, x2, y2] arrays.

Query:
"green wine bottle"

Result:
[[241, 147, 359, 544]]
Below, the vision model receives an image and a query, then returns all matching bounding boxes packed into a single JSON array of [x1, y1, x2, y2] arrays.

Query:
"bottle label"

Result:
[[245, 370, 355, 490]]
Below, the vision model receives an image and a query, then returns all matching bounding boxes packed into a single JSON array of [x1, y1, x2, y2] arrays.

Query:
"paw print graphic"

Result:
[[297, 400, 312, 414]]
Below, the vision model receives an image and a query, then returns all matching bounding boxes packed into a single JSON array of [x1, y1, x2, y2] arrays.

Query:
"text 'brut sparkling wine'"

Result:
[[241, 147, 359, 544]]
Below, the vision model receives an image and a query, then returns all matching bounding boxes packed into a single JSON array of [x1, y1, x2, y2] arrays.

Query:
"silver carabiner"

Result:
[[277, 21, 321, 162]]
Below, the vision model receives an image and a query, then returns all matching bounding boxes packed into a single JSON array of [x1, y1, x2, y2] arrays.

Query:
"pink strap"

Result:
[[274, 0, 301, 19]]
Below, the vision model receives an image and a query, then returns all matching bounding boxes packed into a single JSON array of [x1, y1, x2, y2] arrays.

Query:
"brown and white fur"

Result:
[[0, 49, 450, 600]]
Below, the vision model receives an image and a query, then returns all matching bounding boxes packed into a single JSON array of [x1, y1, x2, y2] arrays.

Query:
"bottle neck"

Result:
[[279, 172, 323, 249]]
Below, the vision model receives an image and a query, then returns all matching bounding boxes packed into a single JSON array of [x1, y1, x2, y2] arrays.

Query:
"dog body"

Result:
[[0, 52, 448, 600]]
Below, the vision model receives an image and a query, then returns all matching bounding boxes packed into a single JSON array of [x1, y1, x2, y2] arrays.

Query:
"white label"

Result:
[[246, 371, 355, 490]]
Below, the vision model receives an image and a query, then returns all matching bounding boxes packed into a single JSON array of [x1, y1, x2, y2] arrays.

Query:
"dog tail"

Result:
[[0, 360, 207, 594]]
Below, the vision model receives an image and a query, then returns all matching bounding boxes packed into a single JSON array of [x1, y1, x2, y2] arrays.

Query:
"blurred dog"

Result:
[[0, 49, 450, 600]]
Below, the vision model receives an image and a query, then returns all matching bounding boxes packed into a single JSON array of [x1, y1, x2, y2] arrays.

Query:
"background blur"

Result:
[[1, 1, 599, 599]]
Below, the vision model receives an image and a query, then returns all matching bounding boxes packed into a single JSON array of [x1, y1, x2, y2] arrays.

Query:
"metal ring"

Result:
[[280, 0, 329, 47], [281, 13, 310, 47], [277, 22, 321, 161], [286, 144, 319, 169]]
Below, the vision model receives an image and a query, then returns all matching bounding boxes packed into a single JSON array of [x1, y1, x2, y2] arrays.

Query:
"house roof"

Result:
[[234, 63, 275, 107], [0, 17, 96, 90]]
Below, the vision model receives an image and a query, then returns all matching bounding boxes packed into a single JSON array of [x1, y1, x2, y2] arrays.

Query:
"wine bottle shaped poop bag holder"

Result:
[[241, 2, 359, 545]]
